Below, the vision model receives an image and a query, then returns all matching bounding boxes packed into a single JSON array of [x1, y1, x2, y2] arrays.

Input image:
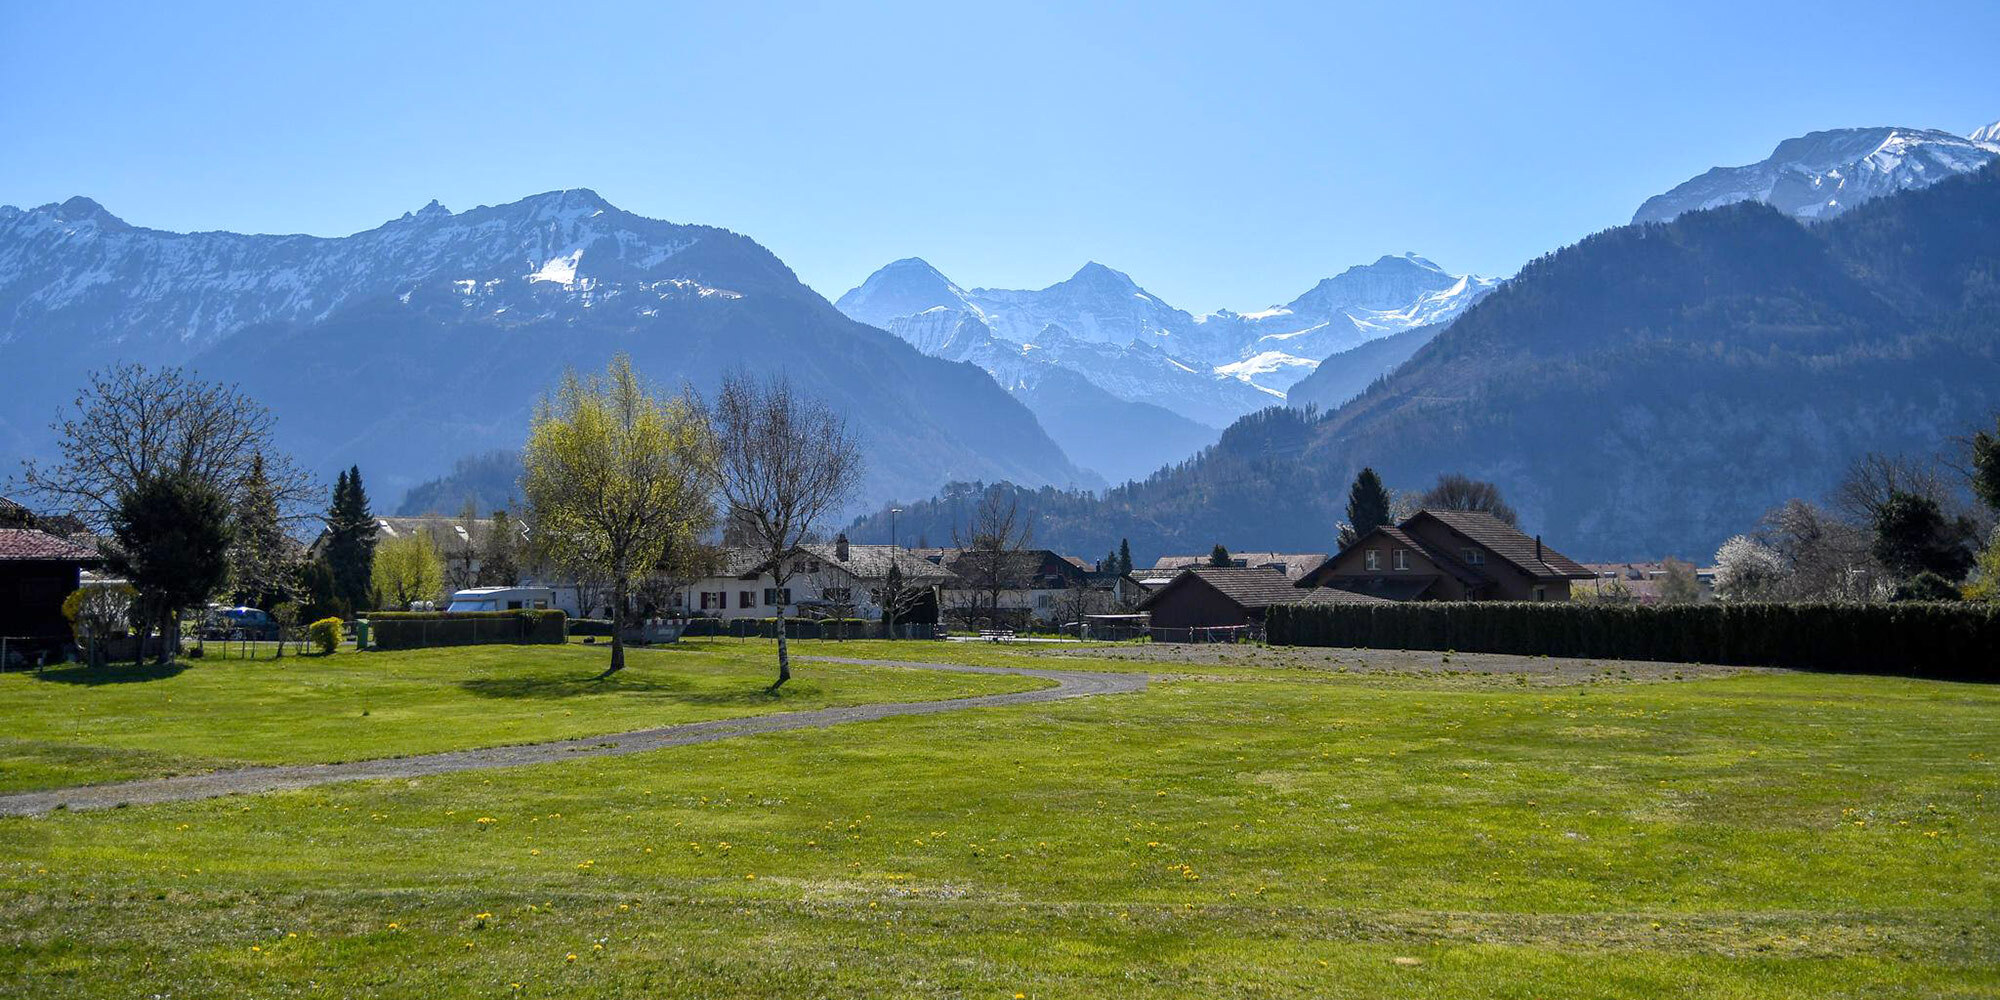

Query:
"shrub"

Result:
[[681, 618, 725, 637], [367, 610, 567, 650], [307, 617, 343, 655], [1265, 600, 2000, 681]]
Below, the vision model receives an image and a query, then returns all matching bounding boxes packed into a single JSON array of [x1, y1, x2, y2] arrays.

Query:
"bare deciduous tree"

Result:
[[18, 363, 315, 530], [711, 374, 863, 690], [1834, 453, 1953, 525], [952, 490, 1032, 627], [1419, 473, 1518, 525]]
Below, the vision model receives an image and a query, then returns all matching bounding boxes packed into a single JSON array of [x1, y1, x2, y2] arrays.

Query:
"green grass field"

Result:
[[0, 640, 1046, 794], [2, 639, 1995, 997]]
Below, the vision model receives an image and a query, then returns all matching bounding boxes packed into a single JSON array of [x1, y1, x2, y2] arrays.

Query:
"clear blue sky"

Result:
[[4, 0, 1996, 312]]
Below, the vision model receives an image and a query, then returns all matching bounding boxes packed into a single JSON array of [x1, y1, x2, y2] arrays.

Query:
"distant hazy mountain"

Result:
[[1284, 322, 1442, 411], [852, 163, 2000, 562], [836, 253, 1495, 432], [1634, 123, 1999, 224], [0, 190, 1087, 509]]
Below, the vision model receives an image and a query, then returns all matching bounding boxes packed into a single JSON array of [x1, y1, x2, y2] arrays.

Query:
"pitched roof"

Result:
[[1152, 552, 1328, 581], [0, 528, 100, 562], [800, 542, 960, 583], [1296, 586, 1394, 605], [1411, 510, 1593, 579], [1137, 566, 1302, 612]]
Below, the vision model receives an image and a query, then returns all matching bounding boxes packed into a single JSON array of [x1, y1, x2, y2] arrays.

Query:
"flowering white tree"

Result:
[[1712, 535, 1786, 602]]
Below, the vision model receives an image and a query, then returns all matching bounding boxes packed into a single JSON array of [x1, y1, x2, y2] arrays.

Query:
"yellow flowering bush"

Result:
[[306, 617, 343, 655]]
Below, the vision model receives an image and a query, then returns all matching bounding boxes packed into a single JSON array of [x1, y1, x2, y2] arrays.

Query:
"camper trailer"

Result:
[[445, 586, 556, 612]]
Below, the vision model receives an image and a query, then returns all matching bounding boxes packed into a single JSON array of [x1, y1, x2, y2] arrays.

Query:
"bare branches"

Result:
[[17, 363, 315, 530], [710, 372, 864, 687]]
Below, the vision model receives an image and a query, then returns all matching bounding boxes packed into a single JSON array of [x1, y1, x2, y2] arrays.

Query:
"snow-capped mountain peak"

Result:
[[1634, 124, 2000, 224], [832, 256, 971, 329], [837, 251, 1498, 428], [1971, 119, 2000, 145]]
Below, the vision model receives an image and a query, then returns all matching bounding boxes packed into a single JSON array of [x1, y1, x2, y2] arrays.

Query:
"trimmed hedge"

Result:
[[1265, 601, 2000, 681], [680, 618, 726, 638], [567, 618, 615, 637], [366, 610, 567, 650]]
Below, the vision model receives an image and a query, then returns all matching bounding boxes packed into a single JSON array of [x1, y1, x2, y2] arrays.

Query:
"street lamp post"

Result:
[[890, 507, 902, 549]]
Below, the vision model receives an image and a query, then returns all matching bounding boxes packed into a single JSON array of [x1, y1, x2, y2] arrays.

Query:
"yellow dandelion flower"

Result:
[[565, 952, 577, 963]]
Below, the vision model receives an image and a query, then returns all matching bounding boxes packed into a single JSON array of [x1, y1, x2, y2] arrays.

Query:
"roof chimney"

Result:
[[835, 533, 850, 561], [1535, 535, 1543, 561]]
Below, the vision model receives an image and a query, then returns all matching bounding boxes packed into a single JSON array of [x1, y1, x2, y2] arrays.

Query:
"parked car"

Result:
[[199, 606, 279, 640]]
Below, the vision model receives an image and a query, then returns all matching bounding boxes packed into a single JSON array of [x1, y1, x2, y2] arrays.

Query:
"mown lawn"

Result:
[[0, 640, 1047, 793], [1, 644, 1995, 997]]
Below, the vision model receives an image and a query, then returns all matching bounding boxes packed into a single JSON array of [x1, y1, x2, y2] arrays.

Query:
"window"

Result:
[[1533, 585, 1548, 602], [1365, 549, 1380, 571], [763, 587, 791, 607], [1035, 593, 1054, 609], [822, 587, 852, 602], [1393, 549, 1409, 571], [739, 590, 756, 609], [1463, 548, 1485, 565]]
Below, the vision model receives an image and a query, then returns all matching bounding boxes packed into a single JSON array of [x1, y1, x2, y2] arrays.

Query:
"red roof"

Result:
[[0, 528, 99, 562]]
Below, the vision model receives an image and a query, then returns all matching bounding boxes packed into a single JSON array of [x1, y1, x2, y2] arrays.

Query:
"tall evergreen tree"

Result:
[[1209, 544, 1232, 567], [1346, 467, 1392, 538], [228, 453, 294, 609], [322, 465, 378, 614], [1118, 538, 1133, 577]]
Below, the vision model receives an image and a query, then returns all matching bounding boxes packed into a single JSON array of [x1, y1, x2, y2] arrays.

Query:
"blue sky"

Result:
[[4, 0, 1996, 312]]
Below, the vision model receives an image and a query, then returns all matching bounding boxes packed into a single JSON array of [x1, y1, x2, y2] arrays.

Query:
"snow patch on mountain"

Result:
[[1634, 124, 2000, 224]]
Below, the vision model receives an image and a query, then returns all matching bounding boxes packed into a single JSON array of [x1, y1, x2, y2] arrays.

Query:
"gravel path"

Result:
[[0, 659, 1146, 817]]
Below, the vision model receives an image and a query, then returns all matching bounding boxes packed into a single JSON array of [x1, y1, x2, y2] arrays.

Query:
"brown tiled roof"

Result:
[[1412, 510, 1593, 579], [1138, 566, 1301, 612], [1151, 552, 1328, 580], [0, 528, 99, 562], [1313, 576, 1441, 601], [1295, 587, 1393, 605]]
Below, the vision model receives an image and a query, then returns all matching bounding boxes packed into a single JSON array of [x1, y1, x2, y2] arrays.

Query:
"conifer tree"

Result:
[[322, 466, 378, 614], [228, 453, 294, 609], [1209, 544, 1232, 567], [1118, 538, 1133, 576], [1346, 467, 1392, 538]]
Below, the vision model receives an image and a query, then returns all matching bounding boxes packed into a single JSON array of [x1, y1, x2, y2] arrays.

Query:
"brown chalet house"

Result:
[[1298, 509, 1594, 602]]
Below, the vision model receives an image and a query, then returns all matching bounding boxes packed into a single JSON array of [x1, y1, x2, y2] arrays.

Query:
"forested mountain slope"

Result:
[[849, 164, 2000, 561]]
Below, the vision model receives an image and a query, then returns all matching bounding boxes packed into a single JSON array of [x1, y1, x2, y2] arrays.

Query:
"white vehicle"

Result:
[[445, 586, 556, 613]]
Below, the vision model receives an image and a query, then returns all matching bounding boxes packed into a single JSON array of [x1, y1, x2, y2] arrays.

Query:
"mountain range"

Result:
[[834, 252, 1498, 477], [847, 159, 2000, 562], [0, 189, 1089, 510]]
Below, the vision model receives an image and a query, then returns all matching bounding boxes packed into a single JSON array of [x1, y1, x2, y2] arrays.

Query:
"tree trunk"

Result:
[[771, 593, 791, 691], [604, 576, 627, 678], [159, 608, 179, 664]]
